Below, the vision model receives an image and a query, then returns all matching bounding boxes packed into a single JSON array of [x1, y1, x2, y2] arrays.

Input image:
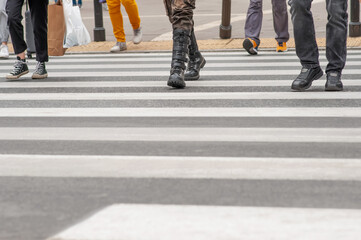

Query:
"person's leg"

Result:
[[122, 0, 140, 30], [171, 0, 194, 31], [244, 0, 263, 46], [122, 0, 142, 44], [167, 0, 194, 88], [0, 0, 9, 43], [7, 0, 26, 57], [108, 0, 125, 43], [289, 0, 323, 91], [272, 0, 289, 51], [325, 0, 348, 73], [0, 0, 10, 58], [6, 0, 30, 79], [185, 27, 206, 80], [289, 0, 319, 68], [324, 0, 348, 91], [73, 0, 77, 6], [28, 0, 48, 63]]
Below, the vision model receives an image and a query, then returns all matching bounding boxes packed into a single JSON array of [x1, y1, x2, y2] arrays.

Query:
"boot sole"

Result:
[[32, 73, 48, 79], [291, 70, 323, 91], [167, 78, 186, 88], [325, 85, 343, 91], [185, 59, 206, 81], [243, 39, 257, 55], [6, 70, 29, 80]]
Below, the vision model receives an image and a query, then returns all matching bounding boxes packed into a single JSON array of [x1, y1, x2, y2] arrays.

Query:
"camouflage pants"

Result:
[[163, 0, 195, 31]]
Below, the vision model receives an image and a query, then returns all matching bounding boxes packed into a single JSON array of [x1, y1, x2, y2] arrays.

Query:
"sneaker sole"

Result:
[[243, 39, 257, 55], [185, 59, 206, 81], [32, 73, 48, 79], [291, 70, 323, 91], [110, 48, 127, 53], [325, 85, 343, 91], [6, 70, 29, 80]]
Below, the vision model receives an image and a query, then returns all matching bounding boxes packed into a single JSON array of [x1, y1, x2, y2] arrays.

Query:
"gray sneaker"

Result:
[[0, 44, 9, 59], [133, 27, 142, 44], [110, 42, 127, 52], [32, 62, 48, 79], [6, 57, 29, 79]]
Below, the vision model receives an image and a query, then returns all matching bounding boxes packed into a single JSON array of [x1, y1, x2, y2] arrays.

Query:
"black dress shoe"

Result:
[[325, 71, 343, 91], [291, 67, 323, 91]]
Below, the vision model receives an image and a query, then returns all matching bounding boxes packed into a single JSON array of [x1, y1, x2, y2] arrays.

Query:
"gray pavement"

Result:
[[0, 50, 361, 240]]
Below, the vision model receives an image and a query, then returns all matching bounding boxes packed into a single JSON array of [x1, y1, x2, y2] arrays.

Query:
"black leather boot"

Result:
[[167, 29, 190, 88], [185, 29, 206, 81]]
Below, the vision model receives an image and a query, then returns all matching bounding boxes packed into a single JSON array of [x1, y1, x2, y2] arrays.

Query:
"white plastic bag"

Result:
[[62, 0, 91, 48]]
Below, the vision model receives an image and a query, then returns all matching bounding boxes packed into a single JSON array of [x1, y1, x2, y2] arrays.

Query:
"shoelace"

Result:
[[10, 60, 24, 75], [34, 62, 44, 74]]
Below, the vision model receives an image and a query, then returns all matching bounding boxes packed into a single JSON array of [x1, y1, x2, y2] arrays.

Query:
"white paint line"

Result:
[[0, 107, 361, 117], [1, 55, 361, 65], [2, 69, 361, 78], [47, 204, 361, 240], [1, 51, 360, 61], [1, 127, 361, 142], [1, 80, 361, 88], [0, 92, 361, 100], [2, 154, 361, 180], [2, 61, 361, 70], [152, 0, 325, 41]]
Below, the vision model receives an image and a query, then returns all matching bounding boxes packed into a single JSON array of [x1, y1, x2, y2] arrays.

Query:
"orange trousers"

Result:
[[107, 0, 141, 42]]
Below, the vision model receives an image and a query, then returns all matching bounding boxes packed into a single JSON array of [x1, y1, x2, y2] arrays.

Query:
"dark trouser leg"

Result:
[[272, 0, 289, 43], [289, 0, 319, 68], [28, 0, 48, 62], [6, 0, 27, 55], [325, 0, 348, 73], [185, 28, 206, 80], [244, 0, 262, 46]]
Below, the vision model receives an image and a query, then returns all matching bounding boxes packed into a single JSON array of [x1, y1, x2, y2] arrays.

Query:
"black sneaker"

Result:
[[325, 71, 343, 91], [32, 62, 48, 79], [6, 57, 29, 79], [291, 66, 323, 91]]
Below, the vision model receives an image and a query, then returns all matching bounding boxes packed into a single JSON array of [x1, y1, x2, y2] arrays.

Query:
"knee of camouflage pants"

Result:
[[164, 0, 196, 31]]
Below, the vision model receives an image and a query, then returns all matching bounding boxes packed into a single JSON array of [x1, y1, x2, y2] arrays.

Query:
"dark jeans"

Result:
[[6, 0, 48, 62], [289, 0, 348, 73]]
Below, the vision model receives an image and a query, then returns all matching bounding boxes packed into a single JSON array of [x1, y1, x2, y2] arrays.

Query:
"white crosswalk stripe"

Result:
[[1, 50, 360, 240]]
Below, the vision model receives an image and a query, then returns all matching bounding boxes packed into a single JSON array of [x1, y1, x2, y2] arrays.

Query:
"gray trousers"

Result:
[[289, 0, 348, 73], [244, 0, 289, 45], [0, 0, 9, 43]]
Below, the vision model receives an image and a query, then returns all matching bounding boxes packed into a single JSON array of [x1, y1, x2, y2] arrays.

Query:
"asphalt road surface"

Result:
[[0, 49, 361, 240]]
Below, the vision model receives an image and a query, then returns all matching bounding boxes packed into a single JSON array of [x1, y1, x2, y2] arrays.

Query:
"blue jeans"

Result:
[[289, 0, 348, 73], [73, 0, 82, 5]]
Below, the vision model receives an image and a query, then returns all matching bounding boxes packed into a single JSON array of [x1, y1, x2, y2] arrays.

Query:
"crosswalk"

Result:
[[0, 50, 361, 240]]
